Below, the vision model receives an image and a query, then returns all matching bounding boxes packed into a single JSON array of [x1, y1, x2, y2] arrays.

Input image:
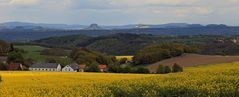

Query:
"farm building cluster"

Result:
[[0, 56, 107, 72], [6, 63, 107, 72]]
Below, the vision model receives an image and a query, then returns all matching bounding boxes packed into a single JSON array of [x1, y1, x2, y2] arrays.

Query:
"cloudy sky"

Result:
[[0, 0, 239, 25]]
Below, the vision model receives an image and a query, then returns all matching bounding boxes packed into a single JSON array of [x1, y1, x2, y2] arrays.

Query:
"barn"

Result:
[[62, 64, 79, 72], [29, 63, 61, 71]]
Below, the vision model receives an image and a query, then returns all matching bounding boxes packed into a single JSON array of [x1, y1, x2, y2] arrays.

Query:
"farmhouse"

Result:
[[8, 63, 23, 71], [79, 64, 86, 72], [29, 63, 61, 71], [98, 64, 107, 72], [62, 64, 79, 72]]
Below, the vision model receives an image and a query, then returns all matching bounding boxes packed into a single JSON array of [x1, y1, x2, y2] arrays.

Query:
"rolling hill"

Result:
[[147, 54, 239, 73], [32, 33, 239, 55]]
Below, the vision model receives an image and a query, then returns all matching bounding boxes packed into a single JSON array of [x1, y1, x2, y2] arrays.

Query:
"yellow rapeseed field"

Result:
[[115, 56, 134, 61], [1, 62, 239, 97]]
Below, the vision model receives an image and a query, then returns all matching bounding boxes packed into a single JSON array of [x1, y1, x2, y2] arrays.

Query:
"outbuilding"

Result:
[[29, 63, 61, 71], [8, 63, 23, 71], [62, 64, 79, 72]]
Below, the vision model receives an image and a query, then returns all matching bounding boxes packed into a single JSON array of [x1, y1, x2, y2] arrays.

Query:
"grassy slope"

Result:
[[147, 53, 239, 72], [15, 45, 72, 65], [0, 62, 239, 96]]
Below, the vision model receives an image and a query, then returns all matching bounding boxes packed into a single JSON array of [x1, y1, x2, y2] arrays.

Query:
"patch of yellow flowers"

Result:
[[115, 56, 134, 61], [1, 62, 239, 97]]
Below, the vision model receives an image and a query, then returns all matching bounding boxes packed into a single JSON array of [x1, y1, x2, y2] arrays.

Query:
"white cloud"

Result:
[[0, 0, 238, 25]]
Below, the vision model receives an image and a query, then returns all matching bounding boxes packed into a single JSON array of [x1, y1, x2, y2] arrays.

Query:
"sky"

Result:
[[0, 0, 239, 25]]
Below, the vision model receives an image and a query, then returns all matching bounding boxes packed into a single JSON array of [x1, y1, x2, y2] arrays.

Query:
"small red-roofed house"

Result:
[[79, 64, 86, 72], [8, 63, 23, 71], [98, 64, 107, 72]]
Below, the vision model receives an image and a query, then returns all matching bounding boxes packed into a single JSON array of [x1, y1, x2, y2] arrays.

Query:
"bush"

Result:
[[172, 63, 183, 72], [120, 66, 133, 73], [86, 63, 99, 72], [0, 63, 7, 70], [108, 64, 121, 73], [157, 65, 171, 74], [164, 66, 172, 73], [134, 67, 150, 74]]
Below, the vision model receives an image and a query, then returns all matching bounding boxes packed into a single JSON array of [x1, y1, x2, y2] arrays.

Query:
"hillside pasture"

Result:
[[1, 62, 239, 97], [147, 54, 239, 73], [15, 45, 71, 65]]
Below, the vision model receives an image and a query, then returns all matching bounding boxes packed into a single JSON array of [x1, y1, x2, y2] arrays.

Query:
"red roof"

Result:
[[79, 64, 86, 69], [98, 64, 107, 69], [8, 63, 23, 70]]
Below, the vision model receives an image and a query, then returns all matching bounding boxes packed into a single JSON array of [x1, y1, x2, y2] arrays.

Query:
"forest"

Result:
[[31, 33, 239, 56]]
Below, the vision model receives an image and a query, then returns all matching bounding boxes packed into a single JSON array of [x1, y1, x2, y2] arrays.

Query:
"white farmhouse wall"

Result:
[[57, 64, 61, 71], [29, 68, 58, 71], [62, 65, 77, 72]]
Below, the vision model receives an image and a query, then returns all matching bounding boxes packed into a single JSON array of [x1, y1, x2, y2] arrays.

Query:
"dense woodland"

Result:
[[32, 33, 239, 56], [133, 43, 198, 65], [3, 33, 239, 72]]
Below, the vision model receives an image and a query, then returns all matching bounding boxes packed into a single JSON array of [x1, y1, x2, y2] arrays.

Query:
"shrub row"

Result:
[[157, 63, 183, 74]]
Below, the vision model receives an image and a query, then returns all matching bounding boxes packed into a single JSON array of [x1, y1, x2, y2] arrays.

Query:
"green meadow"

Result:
[[15, 45, 72, 65]]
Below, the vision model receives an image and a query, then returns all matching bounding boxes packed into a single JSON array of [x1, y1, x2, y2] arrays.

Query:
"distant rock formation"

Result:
[[84, 24, 103, 30]]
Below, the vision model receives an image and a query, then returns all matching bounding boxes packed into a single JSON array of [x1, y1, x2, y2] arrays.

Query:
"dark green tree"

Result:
[[7, 52, 24, 63], [86, 62, 99, 72], [120, 66, 133, 73], [172, 63, 183, 72], [108, 63, 121, 73], [157, 65, 172, 74], [71, 48, 113, 65], [164, 66, 172, 73], [157, 65, 167, 74]]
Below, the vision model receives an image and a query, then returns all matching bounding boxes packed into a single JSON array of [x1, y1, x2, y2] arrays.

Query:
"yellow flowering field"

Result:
[[115, 56, 134, 61], [1, 62, 239, 97]]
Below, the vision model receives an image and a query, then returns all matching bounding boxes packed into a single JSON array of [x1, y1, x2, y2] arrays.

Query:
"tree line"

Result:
[[1, 39, 185, 74], [133, 43, 198, 65]]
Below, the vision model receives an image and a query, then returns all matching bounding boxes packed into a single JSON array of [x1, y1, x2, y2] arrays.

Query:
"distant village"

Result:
[[1, 56, 109, 72]]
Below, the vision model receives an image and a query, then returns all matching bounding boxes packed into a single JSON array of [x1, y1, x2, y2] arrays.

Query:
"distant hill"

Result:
[[84, 24, 104, 30], [0, 21, 233, 30], [1, 21, 239, 42], [147, 54, 239, 73], [0, 22, 86, 30]]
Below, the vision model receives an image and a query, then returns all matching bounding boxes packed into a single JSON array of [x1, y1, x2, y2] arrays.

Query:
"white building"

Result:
[[29, 63, 61, 71], [62, 64, 79, 72]]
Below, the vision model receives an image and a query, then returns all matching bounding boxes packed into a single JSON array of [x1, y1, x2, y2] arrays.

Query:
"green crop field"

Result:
[[15, 45, 72, 65], [1, 62, 239, 97]]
